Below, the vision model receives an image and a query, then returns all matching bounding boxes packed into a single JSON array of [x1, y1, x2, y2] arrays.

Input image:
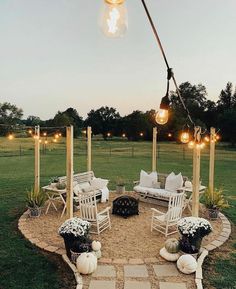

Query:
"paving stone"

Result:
[[216, 236, 228, 243], [55, 248, 66, 255], [129, 258, 144, 265], [144, 257, 158, 264], [113, 258, 128, 264], [222, 228, 231, 234], [98, 258, 112, 264], [220, 231, 230, 238], [29, 238, 40, 244], [211, 240, 224, 247], [124, 281, 151, 289], [36, 241, 49, 249], [124, 265, 148, 278], [92, 265, 116, 277], [204, 244, 217, 251], [159, 282, 187, 289], [89, 280, 116, 289], [153, 264, 179, 277], [45, 245, 58, 252]]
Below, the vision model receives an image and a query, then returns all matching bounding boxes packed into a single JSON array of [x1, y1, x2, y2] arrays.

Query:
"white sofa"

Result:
[[134, 171, 188, 207]]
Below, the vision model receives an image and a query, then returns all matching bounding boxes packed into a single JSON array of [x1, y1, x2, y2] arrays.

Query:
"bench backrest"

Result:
[[158, 173, 188, 189], [58, 171, 95, 185]]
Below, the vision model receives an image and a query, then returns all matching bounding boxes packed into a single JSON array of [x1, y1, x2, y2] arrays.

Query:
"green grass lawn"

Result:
[[0, 137, 235, 289]]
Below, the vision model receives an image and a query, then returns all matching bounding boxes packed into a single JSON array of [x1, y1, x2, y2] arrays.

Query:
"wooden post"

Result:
[[192, 126, 201, 217], [209, 127, 216, 197], [87, 126, 92, 171], [152, 127, 157, 172], [66, 125, 74, 219], [34, 125, 40, 193]]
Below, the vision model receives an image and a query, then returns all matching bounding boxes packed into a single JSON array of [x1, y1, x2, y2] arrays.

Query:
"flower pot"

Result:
[[28, 207, 42, 217], [116, 185, 125, 194], [179, 235, 203, 254], [70, 250, 81, 264], [62, 234, 80, 258], [208, 208, 219, 220], [61, 234, 92, 258], [180, 250, 199, 259]]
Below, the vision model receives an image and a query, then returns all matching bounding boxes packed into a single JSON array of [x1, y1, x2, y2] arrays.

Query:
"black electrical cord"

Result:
[[141, 0, 195, 126]]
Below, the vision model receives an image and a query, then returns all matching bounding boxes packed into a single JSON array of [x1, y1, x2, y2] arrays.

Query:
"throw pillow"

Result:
[[82, 186, 95, 193], [165, 172, 183, 192], [140, 170, 157, 188], [73, 184, 83, 196], [90, 177, 108, 189]]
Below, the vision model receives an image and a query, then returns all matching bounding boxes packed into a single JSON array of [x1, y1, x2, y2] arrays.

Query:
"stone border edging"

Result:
[[195, 212, 231, 289], [18, 209, 231, 289]]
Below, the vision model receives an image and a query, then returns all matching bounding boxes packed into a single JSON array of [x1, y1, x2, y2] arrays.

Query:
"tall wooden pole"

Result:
[[152, 127, 157, 172], [34, 125, 40, 193], [192, 126, 201, 217], [87, 126, 92, 172], [209, 127, 216, 198], [66, 125, 74, 219]]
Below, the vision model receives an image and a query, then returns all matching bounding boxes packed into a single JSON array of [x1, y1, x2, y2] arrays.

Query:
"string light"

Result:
[[55, 134, 59, 139], [140, 132, 144, 137], [43, 132, 47, 136], [45, 140, 48, 145], [204, 136, 210, 142], [28, 129, 32, 134], [122, 133, 126, 137], [59, 133, 62, 137], [8, 134, 14, 140], [53, 139, 57, 143], [168, 133, 172, 138]]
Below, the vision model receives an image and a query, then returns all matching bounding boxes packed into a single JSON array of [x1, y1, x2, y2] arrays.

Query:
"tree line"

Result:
[[1, 81, 236, 145]]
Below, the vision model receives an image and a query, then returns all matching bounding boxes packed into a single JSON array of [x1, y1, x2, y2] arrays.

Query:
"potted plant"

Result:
[[178, 217, 212, 256], [58, 217, 91, 258], [49, 176, 59, 188], [203, 187, 229, 219], [26, 189, 47, 217], [116, 178, 125, 193]]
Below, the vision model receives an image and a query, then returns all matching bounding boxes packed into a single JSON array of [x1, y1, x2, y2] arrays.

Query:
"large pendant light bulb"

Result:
[[180, 131, 190, 144], [100, 0, 128, 38], [155, 109, 168, 125]]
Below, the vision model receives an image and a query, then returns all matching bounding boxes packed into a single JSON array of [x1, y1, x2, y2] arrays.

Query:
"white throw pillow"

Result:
[[90, 177, 108, 190], [165, 172, 183, 193], [73, 184, 83, 196], [140, 170, 157, 188], [79, 182, 91, 191]]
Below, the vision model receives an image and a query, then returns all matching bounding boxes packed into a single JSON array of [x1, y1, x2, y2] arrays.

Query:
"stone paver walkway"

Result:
[[83, 263, 192, 289]]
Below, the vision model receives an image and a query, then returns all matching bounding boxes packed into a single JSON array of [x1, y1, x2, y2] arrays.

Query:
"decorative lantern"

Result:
[[155, 109, 169, 125]]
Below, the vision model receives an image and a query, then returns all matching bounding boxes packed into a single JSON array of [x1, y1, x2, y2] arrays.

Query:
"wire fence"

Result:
[[0, 138, 236, 162]]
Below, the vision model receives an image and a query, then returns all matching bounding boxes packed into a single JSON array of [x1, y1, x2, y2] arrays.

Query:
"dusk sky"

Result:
[[0, 0, 235, 120]]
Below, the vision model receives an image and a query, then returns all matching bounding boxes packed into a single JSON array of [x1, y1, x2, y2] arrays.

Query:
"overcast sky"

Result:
[[0, 0, 235, 120]]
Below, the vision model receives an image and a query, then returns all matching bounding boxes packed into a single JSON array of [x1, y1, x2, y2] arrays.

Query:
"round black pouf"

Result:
[[112, 195, 139, 218]]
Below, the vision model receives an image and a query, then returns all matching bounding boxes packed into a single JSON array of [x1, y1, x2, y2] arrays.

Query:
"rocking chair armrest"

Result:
[[98, 207, 111, 215], [151, 208, 164, 215]]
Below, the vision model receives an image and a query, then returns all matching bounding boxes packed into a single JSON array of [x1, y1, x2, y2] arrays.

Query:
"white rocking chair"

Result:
[[78, 192, 111, 234], [151, 192, 185, 237]]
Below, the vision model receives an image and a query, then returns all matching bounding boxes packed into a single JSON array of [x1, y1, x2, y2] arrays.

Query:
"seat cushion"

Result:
[[133, 185, 150, 194], [147, 188, 174, 198]]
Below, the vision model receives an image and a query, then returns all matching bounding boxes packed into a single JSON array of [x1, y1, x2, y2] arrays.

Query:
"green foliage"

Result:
[[116, 177, 125, 186], [203, 187, 230, 210], [55, 182, 66, 190], [26, 189, 47, 208]]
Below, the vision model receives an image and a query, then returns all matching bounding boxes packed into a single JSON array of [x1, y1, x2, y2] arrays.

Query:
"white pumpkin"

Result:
[[76, 252, 97, 275], [93, 250, 102, 259], [177, 255, 197, 274], [185, 181, 192, 188], [91, 240, 102, 252], [160, 247, 180, 262]]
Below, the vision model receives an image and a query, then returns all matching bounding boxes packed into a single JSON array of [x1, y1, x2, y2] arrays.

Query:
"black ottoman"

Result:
[[112, 195, 139, 218]]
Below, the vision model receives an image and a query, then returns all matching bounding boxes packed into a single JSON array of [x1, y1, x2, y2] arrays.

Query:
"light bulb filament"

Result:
[[107, 8, 120, 34]]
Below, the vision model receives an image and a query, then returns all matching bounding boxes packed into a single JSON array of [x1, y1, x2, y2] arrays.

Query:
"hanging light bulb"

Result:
[[188, 141, 195, 149], [180, 131, 190, 144], [155, 109, 169, 125], [100, 0, 128, 38], [8, 133, 14, 140]]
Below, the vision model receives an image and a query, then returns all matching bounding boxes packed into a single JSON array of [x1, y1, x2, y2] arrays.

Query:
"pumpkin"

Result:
[[177, 255, 197, 274], [76, 252, 97, 275], [185, 181, 192, 188], [160, 247, 180, 262], [165, 238, 180, 253], [93, 250, 102, 259], [91, 240, 101, 252]]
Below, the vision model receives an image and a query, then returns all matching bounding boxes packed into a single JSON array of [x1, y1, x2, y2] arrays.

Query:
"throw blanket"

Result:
[[100, 187, 109, 203]]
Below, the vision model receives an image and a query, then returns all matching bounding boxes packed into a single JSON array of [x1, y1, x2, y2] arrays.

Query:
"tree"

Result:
[[84, 106, 120, 139], [217, 82, 236, 111], [0, 102, 23, 135], [25, 115, 41, 126], [218, 108, 236, 146], [123, 111, 150, 141]]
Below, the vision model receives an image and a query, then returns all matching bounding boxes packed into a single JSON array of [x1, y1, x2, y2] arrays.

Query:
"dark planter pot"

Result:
[[208, 208, 219, 220], [61, 234, 91, 258], [179, 235, 203, 254], [28, 207, 42, 217]]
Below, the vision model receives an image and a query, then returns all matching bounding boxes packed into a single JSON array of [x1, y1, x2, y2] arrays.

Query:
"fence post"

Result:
[[209, 127, 216, 197], [132, 146, 134, 158], [34, 125, 40, 193], [87, 126, 92, 171], [152, 127, 157, 172], [66, 125, 74, 219]]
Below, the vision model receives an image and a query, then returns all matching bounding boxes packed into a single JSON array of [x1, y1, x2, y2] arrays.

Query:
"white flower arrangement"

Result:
[[58, 217, 91, 237], [178, 217, 212, 238]]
